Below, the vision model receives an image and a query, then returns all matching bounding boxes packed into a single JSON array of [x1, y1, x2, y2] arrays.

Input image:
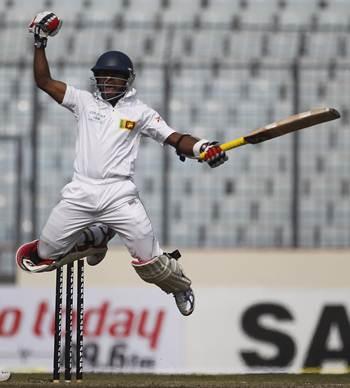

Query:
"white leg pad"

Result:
[[132, 254, 191, 294]]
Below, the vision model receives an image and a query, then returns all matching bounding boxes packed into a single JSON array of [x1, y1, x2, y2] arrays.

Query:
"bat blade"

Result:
[[199, 107, 340, 160], [244, 107, 340, 144]]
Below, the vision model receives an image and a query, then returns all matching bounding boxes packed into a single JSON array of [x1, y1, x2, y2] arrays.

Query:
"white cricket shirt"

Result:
[[61, 85, 175, 181]]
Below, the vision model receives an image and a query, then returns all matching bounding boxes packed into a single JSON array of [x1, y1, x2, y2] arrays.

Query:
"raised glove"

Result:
[[198, 141, 228, 168], [28, 11, 62, 48]]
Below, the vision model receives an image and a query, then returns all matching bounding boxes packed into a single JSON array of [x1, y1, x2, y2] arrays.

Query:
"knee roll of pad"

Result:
[[132, 253, 191, 294]]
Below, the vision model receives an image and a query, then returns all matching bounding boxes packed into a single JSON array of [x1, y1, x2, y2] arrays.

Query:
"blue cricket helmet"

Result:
[[91, 51, 135, 78]]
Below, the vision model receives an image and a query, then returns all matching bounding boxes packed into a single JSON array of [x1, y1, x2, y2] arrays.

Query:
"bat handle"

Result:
[[199, 137, 247, 160]]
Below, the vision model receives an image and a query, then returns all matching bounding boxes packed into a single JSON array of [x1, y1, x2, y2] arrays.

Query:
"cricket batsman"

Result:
[[16, 12, 228, 316]]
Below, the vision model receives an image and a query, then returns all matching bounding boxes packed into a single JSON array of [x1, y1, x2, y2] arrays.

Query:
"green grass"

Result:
[[2, 373, 350, 388]]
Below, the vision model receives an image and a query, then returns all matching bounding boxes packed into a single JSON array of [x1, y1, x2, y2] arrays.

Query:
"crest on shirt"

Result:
[[120, 119, 136, 130]]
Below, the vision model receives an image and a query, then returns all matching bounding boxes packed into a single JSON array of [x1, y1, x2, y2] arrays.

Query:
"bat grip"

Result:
[[199, 137, 247, 160]]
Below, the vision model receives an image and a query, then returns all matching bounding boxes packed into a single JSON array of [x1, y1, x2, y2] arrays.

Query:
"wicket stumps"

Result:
[[53, 259, 85, 383]]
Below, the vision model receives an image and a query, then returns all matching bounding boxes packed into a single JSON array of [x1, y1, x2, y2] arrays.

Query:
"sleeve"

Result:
[[61, 85, 86, 119], [140, 107, 175, 145]]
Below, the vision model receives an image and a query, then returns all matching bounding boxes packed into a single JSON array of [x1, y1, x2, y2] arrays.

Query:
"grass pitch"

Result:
[[1, 373, 350, 387]]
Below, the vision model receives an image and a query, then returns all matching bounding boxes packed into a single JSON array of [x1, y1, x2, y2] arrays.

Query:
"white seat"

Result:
[[161, 0, 201, 24], [278, 0, 318, 26], [316, 0, 350, 26], [134, 68, 163, 108], [53, 0, 85, 22], [79, 0, 124, 22], [201, 0, 241, 24], [321, 227, 348, 247], [4, 0, 50, 21], [230, 30, 267, 61], [240, 0, 276, 25], [306, 32, 340, 60], [264, 32, 300, 61], [61, 28, 105, 63], [0, 27, 29, 59], [121, 0, 160, 23]]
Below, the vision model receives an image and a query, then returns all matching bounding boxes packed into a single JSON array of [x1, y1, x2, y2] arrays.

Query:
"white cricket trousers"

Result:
[[39, 175, 162, 260]]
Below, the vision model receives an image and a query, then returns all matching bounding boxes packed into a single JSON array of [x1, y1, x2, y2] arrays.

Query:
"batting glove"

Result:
[[28, 11, 62, 48], [199, 141, 228, 168]]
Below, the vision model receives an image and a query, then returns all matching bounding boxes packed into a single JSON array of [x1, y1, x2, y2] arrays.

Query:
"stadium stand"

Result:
[[0, 0, 350, 281]]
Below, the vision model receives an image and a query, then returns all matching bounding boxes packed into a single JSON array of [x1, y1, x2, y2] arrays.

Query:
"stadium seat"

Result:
[[200, 0, 241, 24], [0, 0, 350, 254], [278, 0, 319, 26], [118, 0, 160, 23], [239, 0, 276, 25]]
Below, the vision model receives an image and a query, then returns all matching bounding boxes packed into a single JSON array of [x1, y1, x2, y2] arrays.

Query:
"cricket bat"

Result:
[[199, 107, 340, 159]]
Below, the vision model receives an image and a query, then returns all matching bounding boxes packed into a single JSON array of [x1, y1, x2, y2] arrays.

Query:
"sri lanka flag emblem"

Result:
[[120, 119, 136, 130]]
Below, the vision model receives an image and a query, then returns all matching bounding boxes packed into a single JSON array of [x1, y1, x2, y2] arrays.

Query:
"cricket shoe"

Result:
[[173, 288, 195, 316], [167, 249, 195, 316], [86, 226, 116, 266], [16, 240, 56, 273], [16, 240, 108, 273]]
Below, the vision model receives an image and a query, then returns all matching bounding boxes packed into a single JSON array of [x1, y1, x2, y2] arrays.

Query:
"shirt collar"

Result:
[[124, 87, 137, 99]]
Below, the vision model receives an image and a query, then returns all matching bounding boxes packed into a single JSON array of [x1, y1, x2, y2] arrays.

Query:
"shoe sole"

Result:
[[174, 288, 195, 316], [47, 247, 107, 271], [86, 251, 107, 266]]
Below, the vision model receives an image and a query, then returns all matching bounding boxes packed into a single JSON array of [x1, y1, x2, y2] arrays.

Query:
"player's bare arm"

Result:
[[165, 131, 228, 168], [34, 48, 66, 103], [29, 11, 66, 103], [165, 132, 198, 155]]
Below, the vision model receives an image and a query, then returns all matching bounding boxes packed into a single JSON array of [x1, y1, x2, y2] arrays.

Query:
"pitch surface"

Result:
[[1, 373, 350, 387]]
